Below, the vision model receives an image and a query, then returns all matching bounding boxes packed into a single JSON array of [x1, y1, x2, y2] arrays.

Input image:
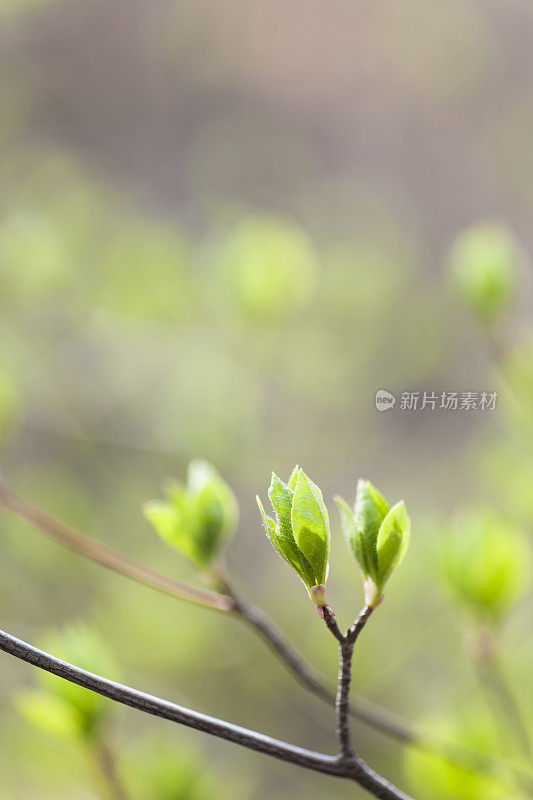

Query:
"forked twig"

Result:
[[0, 627, 413, 800]]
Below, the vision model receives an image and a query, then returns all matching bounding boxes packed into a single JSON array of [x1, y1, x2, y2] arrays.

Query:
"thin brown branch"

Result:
[[218, 573, 416, 742], [0, 627, 414, 800], [0, 483, 230, 611], [337, 636, 356, 758], [321, 604, 344, 643], [335, 606, 374, 759]]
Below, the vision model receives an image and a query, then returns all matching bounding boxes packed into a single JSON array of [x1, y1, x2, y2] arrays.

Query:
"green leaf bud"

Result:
[[336, 480, 410, 606], [257, 466, 330, 604], [447, 223, 518, 325], [143, 459, 238, 570]]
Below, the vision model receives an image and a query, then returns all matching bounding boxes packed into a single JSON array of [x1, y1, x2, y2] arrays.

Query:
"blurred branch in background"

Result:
[[0, 480, 230, 611], [471, 627, 531, 761]]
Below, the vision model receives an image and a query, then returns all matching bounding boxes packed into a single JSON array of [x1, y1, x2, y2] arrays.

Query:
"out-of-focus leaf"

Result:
[[97, 223, 192, 322], [0, 212, 72, 295], [124, 741, 231, 800], [17, 624, 121, 741], [448, 223, 518, 324], [217, 215, 318, 321], [441, 508, 530, 621], [15, 691, 85, 743], [144, 460, 238, 569]]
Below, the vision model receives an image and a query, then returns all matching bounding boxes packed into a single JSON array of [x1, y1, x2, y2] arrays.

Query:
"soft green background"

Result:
[[1, 1, 533, 798]]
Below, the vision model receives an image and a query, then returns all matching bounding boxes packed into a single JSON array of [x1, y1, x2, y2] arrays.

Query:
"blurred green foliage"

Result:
[[1, 2, 533, 799], [440, 509, 530, 623], [144, 459, 238, 569], [16, 624, 120, 743], [215, 215, 318, 322], [404, 713, 518, 800], [447, 224, 518, 325], [124, 744, 221, 800]]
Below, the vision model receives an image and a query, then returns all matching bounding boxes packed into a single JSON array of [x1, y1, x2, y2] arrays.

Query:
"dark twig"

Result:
[[220, 577, 417, 742], [321, 605, 375, 761], [335, 606, 374, 759], [0, 627, 413, 800], [320, 604, 345, 644], [337, 636, 356, 758]]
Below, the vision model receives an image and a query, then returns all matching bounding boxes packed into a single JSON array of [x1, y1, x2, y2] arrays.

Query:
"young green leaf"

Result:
[[290, 470, 330, 586], [336, 480, 410, 606], [143, 459, 239, 569], [258, 467, 330, 604], [376, 501, 410, 587]]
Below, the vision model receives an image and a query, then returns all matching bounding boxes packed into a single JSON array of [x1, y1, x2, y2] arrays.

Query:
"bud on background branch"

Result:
[[440, 508, 530, 624], [447, 223, 518, 327], [143, 460, 238, 570]]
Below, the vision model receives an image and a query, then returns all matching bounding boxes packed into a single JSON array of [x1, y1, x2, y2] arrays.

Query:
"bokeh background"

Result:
[[1, 1, 533, 798]]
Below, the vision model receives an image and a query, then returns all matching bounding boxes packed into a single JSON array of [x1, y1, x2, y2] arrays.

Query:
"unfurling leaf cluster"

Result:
[[257, 469, 410, 608], [143, 459, 238, 570], [257, 467, 330, 605], [336, 480, 410, 607]]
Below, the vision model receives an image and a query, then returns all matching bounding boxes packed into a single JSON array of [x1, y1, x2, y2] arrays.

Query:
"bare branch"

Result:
[[334, 606, 374, 759], [216, 573, 417, 743], [0, 483, 230, 611], [320, 604, 344, 643], [0, 627, 413, 800]]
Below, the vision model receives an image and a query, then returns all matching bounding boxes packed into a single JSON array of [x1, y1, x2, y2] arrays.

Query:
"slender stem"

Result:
[[337, 637, 356, 758], [473, 629, 531, 760], [0, 483, 230, 611], [346, 606, 374, 646], [0, 627, 413, 800], [320, 604, 344, 643], [336, 606, 374, 759], [218, 575, 518, 780], [93, 739, 129, 800]]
